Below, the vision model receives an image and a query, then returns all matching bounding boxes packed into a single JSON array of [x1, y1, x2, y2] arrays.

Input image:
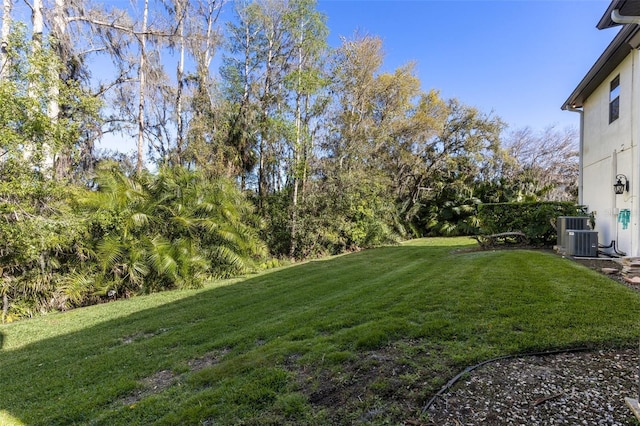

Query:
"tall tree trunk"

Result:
[[0, 0, 11, 81], [136, 0, 149, 174], [51, 0, 70, 180], [289, 18, 304, 259], [49, 0, 65, 121], [258, 37, 274, 205], [29, 0, 48, 170], [301, 94, 311, 202], [242, 16, 251, 190], [175, 0, 185, 164], [32, 0, 43, 50]]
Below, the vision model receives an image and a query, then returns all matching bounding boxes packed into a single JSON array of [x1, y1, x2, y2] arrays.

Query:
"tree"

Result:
[[282, 33, 403, 257], [283, 0, 327, 257], [222, 0, 298, 200], [60, 0, 177, 173], [365, 70, 448, 222], [173, 0, 187, 163], [179, 0, 229, 174], [503, 126, 579, 202], [0, 0, 133, 179], [321, 36, 502, 241], [325, 33, 383, 173], [405, 99, 505, 236], [135, 0, 150, 173]]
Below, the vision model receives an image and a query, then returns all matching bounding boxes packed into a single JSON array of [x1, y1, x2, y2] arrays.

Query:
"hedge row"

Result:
[[477, 202, 585, 245]]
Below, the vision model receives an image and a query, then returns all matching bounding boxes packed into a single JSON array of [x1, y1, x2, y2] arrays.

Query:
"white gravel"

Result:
[[426, 349, 640, 425]]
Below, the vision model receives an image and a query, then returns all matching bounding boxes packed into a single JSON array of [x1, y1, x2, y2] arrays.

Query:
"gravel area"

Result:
[[425, 348, 640, 425]]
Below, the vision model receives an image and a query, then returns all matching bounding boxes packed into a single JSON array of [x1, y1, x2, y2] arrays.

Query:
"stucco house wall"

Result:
[[581, 52, 637, 255]]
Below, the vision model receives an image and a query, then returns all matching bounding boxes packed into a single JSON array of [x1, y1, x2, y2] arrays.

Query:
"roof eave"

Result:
[[562, 24, 639, 111], [597, 0, 625, 29], [597, 0, 640, 29]]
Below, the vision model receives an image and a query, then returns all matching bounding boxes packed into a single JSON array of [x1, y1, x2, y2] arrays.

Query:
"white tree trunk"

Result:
[[29, 0, 51, 171], [136, 0, 149, 173], [289, 18, 304, 259], [49, 0, 65, 120], [0, 0, 11, 81], [175, 0, 185, 163], [32, 0, 43, 50]]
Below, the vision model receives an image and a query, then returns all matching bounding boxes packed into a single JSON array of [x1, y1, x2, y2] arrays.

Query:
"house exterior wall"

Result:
[[582, 50, 639, 256]]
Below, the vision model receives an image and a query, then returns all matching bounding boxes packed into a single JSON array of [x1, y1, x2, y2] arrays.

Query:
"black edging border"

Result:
[[421, 347, 593, 415]]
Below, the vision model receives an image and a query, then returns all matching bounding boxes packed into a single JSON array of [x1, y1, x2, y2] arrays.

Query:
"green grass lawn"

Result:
[[2, 237, 640, 425]]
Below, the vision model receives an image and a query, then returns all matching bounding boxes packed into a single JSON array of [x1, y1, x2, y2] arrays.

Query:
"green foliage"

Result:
[[0, 159, 89, 321], [0, 25, 101, 319], [0, 160, 269, 320], [475, 176, 559, 204], [290, 171, 402, 258], [0, 24, 101, 180], [477, 202, 584, 244], [80, 164, 267, 296], [413, 182, 482, 237], [259, 190, 294, 257]]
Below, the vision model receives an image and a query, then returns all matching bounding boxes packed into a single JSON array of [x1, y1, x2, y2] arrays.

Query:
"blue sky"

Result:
[[316, 0, 615, 133]]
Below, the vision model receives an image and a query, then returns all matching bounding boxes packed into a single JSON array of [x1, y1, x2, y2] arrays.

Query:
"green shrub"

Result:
[[80, 164, 267, 296], [477, 202, 584, 245]]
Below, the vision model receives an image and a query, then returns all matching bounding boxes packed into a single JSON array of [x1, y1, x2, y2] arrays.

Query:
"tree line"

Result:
[[0, 0, 577, 321]]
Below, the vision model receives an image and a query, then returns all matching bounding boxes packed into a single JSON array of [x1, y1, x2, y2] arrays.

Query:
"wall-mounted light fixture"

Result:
[[614, 174, 629, 194]]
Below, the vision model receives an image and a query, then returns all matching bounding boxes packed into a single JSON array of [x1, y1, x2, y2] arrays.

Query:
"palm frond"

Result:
[[56, 270, 95, 307], [96, 236, 125, 273]]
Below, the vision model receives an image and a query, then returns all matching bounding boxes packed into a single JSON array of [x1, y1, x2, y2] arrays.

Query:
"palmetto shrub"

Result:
[[79, 163, 266, 297]]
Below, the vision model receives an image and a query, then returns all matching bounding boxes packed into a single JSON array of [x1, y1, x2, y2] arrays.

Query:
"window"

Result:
[[610, 75, 620, 123]]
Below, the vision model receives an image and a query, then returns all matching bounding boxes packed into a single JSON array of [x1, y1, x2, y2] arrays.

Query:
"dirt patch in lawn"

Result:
[[290, 341, 458, 424], [117, 348, 230, 407], [119, 369, 176, 407]]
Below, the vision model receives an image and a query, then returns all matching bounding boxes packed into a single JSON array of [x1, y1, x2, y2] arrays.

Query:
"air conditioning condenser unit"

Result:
[[557, 216, 589, 249], [565, 230, 598, 257]]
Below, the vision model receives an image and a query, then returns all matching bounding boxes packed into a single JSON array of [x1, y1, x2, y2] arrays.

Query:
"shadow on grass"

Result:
[[1, 241, 640, 425]]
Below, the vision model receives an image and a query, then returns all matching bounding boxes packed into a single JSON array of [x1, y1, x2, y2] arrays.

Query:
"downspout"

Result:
[[612, 149, 618, 252], [566, 106, 584, 205], [633, 49, 639, 256]]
